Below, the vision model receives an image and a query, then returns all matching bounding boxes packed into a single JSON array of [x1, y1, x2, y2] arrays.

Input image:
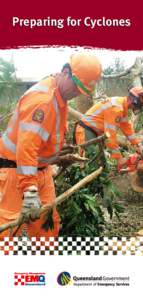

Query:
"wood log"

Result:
[[0, 166, 103, 234]]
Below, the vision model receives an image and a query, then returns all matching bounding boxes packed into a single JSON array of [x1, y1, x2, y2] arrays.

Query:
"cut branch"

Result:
[[38, 135, 106, 166], [0, 167, 103, 234], [51, 154, 89, 165], [78, 135, 106, 148]]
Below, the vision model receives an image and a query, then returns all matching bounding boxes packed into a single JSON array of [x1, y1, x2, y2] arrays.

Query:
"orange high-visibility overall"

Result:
[[0, 76, 67, 238], [75, 97, 140, 159]]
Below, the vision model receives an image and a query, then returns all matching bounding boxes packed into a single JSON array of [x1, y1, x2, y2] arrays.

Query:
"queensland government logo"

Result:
[[57, 271, 72, 286], [56, 272, 130, 287], [14, 272, 46, 286]]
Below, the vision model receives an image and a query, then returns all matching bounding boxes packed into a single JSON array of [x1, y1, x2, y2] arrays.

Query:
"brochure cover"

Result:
[[0, 0, 142, 298]]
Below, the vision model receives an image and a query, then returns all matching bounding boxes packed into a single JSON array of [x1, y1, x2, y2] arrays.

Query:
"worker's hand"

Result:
[[19, 187, 41, 223], [117, 157, 129, 172], [135, 143, 143, 156], [52, 165, 60, 177]]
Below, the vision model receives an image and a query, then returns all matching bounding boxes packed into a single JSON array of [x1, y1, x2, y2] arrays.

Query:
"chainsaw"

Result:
[[118, 153, 143, 192]]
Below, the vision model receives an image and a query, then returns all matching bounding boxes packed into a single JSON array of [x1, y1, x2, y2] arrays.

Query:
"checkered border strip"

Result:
[[0, 236, 143, 255]]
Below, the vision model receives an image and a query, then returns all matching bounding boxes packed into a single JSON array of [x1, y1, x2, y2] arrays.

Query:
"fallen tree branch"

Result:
[[77, 135, 106, 149], [62, 135, 105, 151], [51, 154, 89, 165], [38, 135, 106, 166], [0, 167, 103, 234]]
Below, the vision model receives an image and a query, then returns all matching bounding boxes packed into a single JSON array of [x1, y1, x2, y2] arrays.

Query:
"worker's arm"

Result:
[[104, 107, 122, 159], [119, 115, 140, 145], [16, 102, 55, 193]]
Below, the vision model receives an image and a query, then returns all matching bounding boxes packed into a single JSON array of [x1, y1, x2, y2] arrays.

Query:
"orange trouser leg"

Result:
[[0, 167, 60, 239], [0, 168, 22, 239], [22, 167, 60, 238]]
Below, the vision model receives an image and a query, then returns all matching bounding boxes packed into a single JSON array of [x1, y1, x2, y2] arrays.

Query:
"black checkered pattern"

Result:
[[0, 237, 143, 255]]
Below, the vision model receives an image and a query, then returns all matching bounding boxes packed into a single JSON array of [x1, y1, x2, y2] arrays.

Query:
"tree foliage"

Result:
[[55, 144, 124, 237], [0, 58, 22, 132], [103, 57, 125, 75], [0, 58, 20, 106]]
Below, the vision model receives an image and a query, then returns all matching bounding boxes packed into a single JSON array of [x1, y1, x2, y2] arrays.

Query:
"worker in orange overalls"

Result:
[[75, 87, 143, 169], [0, 52, 102, 238]]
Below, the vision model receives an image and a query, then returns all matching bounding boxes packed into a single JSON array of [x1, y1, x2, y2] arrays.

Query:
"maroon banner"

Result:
[[0, 0, 142, 50]]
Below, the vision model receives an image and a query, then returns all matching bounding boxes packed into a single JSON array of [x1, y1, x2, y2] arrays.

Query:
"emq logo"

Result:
[[57, 271, 72, 286], [14, 272, 46, 286]]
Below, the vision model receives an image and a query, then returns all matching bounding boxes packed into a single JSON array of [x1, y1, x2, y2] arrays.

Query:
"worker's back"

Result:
[[81, 96, 127, 132]]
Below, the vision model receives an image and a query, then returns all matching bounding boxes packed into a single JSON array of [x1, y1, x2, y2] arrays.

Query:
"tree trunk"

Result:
[[129, 57, 143, 87]]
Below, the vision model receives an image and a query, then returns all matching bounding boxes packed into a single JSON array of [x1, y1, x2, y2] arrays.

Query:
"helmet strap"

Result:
[[72, 75, 92, 95]]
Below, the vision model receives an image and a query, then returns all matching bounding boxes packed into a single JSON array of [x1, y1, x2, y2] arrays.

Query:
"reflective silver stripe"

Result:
[[111, 97, 122, 108], [105, 123, 117, 130], [92, 102, 111, 117], [53, 98, 61, 152], [82, 116, 97, 128], [120, 116, 128, 122], [2, 134, 16, 153], [20, 122, 49, 142], [17, 165, 37, 175], [6, 127, 12, 134], [11, 110, 18, 122], [25, 83, 49, 95], [30, 84, 48, 93], [83, 98, 121, 120], [127, 134, 137, 140], [91, 98, 122, 117], [81, 116, 102, 134]]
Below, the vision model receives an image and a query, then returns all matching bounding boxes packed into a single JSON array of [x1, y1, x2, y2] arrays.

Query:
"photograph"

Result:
[[0, 0, 142, 296], [0, 47, 143, 253]]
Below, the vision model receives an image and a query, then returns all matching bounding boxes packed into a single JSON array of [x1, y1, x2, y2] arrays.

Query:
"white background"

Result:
[[0, 255, 142, 300], [0, 47, 143, 80]]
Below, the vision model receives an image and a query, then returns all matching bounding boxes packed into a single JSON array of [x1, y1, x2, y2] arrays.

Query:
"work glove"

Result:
[[117, 157, 129, 173], [135, 143, 143, 156], [19, 187, 41, 223]]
